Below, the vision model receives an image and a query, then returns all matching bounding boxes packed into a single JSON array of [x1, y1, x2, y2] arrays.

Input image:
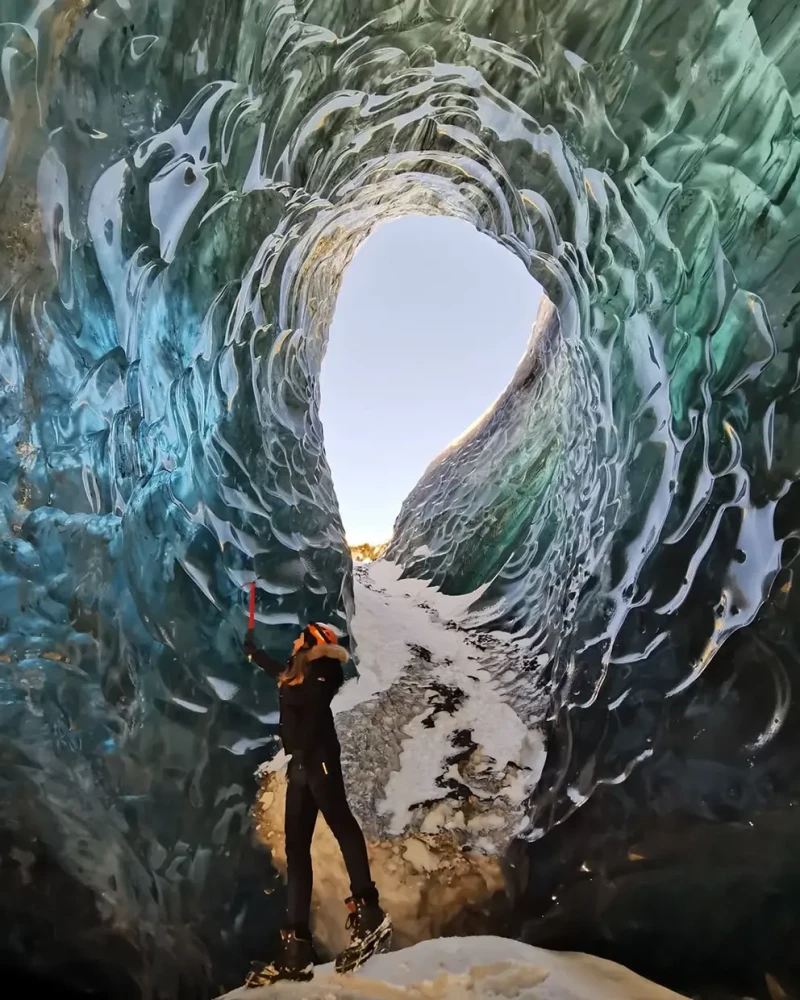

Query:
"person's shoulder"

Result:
[[306, 644, 348, 666], [305, 646, 347, 689]]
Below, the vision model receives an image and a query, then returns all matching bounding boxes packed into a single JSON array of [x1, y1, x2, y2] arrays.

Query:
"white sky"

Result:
[[320, 215, 542, 544]]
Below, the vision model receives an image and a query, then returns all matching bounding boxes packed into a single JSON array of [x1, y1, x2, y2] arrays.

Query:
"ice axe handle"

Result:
[[246, 582, 256, 661]]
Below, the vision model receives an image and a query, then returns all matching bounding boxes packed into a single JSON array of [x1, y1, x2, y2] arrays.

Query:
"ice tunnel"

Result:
[[1, 0, 800, 998]]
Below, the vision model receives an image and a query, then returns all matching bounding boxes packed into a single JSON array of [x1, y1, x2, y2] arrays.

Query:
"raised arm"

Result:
[[243, 633, 284, 679]]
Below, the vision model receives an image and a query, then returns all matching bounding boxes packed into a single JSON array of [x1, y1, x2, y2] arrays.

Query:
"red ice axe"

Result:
[[246, 580, 256, 660]]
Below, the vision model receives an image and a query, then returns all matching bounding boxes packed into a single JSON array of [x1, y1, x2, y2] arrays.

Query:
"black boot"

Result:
[[245, 929, 315, 987], [335, 887, 392, 974]]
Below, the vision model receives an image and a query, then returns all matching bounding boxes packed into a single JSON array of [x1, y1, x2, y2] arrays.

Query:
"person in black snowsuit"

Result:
[[243, 622, 389, 984]]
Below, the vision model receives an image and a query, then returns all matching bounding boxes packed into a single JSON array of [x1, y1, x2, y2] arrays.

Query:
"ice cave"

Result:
[[1, 1, 800, 999]]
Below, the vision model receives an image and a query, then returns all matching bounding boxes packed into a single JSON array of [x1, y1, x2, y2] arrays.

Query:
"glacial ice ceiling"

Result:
[[2, 0, 800, 997]]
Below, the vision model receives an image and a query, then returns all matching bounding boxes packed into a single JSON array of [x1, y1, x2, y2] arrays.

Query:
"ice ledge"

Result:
[[220, 935, 688, 1000]]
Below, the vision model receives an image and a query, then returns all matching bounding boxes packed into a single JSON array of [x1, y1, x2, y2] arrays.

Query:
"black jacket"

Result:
[[245, 642, 347, 764]]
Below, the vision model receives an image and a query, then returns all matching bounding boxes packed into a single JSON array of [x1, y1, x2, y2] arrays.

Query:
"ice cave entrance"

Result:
[[320, 215, 543, 550]]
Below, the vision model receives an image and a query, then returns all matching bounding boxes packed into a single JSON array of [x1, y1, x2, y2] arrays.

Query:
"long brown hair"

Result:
[[279, 646, 310, 687]]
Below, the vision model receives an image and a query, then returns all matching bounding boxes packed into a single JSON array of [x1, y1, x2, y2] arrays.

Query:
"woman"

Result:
[[243, 622, 390, 984]]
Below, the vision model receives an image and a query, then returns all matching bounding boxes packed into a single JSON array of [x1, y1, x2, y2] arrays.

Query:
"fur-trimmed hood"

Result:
[[305, 643, 349, 664]]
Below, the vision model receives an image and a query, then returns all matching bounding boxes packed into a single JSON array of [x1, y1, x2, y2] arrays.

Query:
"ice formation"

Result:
[[2, 0, 800, 998]]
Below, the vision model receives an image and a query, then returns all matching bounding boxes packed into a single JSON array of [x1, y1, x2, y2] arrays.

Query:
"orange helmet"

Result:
[[291, 622, 338, 656]]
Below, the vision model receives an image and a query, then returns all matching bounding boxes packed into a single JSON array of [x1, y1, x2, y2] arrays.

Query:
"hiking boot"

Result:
[[345, 890, 386, 944], [245, 929, 314, 987], [335, 888, 392, 974]]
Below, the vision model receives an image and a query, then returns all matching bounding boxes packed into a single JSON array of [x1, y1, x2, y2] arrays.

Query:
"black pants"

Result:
[[284, 756, 373, 931]]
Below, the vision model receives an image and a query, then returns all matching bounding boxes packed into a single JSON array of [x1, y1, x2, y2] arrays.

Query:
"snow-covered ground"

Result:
[[336, 561, 547, 845], [222, 936, 689, 1000], [333, 560, 499, 713], [255, 560, 548, 952]]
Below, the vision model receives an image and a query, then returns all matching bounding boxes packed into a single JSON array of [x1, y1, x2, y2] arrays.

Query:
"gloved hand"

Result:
[[243, 629, 257, 659]]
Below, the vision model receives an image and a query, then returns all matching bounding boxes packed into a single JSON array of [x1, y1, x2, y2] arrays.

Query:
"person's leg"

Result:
[[246, 767, 318, 986], [308, 759, 390, 969], [284, 764, 319, 936], [308, 757, 374, 898]]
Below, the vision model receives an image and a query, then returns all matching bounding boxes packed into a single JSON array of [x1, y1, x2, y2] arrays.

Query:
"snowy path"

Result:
[[334, 561, 547, 848]]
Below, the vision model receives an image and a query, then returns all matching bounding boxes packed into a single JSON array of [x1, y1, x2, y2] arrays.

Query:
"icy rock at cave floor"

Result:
[[254, 560, 548, 956], [220, 936, 689, 1000]]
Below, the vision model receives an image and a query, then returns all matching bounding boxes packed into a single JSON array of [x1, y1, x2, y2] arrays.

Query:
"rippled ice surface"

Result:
[[2, 1, 800, 997]]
